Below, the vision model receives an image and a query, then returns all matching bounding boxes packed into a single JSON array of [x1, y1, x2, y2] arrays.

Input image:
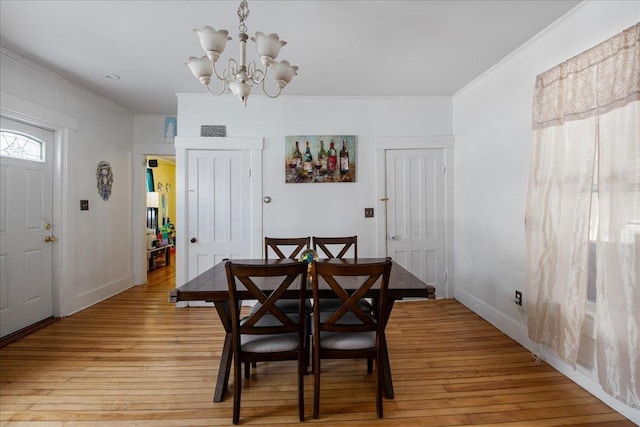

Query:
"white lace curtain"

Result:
[[525, 22, 639, 409]]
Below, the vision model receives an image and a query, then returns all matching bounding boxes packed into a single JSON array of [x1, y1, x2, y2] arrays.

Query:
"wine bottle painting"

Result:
[[285, 135, 356, 183]]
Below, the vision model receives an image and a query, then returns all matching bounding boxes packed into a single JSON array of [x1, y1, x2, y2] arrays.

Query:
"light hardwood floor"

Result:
[[0, 254, 634, 426]]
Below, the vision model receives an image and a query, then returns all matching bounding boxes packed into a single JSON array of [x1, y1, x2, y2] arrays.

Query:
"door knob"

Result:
[[389, 235, 399, 240], [44, 235, 56, 243], [190, 237, 197, 243]]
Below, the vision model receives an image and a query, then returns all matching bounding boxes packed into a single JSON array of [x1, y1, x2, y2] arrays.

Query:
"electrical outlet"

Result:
[[515, 290, 523, 306], [364, 208, 374, 218]]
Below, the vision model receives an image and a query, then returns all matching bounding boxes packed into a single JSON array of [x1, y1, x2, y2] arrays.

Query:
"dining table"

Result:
[[169, 257, 436, 402]]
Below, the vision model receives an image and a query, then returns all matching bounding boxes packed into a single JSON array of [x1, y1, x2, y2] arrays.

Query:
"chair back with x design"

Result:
[[313, 236, 357, 259], [265, 236, 311, 261], [225, 261, 308, 424], [311, 259, 392, 419]]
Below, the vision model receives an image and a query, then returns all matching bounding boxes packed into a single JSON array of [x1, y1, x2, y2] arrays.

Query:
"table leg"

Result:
[[381, 299, 395, 399], [381, 332, 394, 398], [213, 301, 233, 402], [213, 331, 233, 402]]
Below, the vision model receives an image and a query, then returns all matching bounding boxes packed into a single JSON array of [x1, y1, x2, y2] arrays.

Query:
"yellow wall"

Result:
[[147, 156, 175, 227]]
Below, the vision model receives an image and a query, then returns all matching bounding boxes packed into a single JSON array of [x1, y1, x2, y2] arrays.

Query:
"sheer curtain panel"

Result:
[[525, 22, 639, 409]]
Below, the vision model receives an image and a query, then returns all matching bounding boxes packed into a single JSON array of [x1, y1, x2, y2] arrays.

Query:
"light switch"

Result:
[[80, 200, 89, 211]]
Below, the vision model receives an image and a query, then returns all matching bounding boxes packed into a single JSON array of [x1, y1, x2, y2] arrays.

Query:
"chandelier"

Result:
[[186, 1, 299, 106]]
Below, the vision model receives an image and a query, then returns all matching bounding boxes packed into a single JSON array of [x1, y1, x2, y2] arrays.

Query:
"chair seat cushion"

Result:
[[240, 314, 301, 353], [320, 331, 375, 350], [241, 333, 299, 353], [314, 312, 376, 350]]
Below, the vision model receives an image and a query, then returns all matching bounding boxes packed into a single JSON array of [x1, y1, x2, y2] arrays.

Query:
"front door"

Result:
[[0, 117, 54, 337], [385, 149, 445, 297], [187, 149, 251, 279]]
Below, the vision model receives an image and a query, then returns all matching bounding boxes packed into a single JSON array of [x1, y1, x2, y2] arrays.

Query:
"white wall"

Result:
[[0, 49, 135, 317], [452, 1, 640, 422], [176, 94, 452, 257]]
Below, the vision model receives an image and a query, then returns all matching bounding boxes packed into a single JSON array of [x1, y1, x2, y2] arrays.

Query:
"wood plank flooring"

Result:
[[0, 255, 634, 426]]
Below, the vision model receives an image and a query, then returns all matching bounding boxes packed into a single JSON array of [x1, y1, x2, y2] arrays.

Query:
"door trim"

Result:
[[174, 137, 263, 290], [1, 92, 78, 317], [374, 135, 455, 298]]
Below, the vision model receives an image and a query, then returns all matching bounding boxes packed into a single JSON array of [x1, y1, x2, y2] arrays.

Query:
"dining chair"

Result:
[[225, 261, 308, 424], [249, 237, 312, 375], [265, 236, 311, 261], [312, 236, 374, 346], [312, 236, 357, 259], [259, 237, 312, 316], [310, 259, 392, 419]]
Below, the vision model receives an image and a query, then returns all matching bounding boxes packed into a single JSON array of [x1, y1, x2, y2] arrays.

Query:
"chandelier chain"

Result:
[[237, 1, 250, 34]]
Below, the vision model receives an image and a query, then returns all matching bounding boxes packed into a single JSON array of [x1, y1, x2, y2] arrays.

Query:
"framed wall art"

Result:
[[164, 116, 177, 143], [96, 160, 113, 201], [285, 135, 356, 183]]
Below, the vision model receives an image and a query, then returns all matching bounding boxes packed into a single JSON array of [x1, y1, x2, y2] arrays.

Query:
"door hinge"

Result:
[[444, 272, 448, 283], [442, 165, 446, 174], [249, 168, 251, 177]]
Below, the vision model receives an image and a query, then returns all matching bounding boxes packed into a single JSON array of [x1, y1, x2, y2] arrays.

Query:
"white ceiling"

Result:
[[0, 0, 581, 115]]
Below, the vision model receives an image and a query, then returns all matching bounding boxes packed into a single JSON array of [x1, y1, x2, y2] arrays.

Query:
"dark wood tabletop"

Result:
[[169, 257, 436, 303]]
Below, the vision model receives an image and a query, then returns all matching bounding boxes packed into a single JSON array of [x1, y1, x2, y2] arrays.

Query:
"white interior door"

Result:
[[386, 149, 445, 297], [0, 117, 54, 337], [187, 149, 251, 279]]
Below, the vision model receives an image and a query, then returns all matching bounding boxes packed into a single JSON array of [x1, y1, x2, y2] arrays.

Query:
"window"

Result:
[[587, 152, 598, 304], [588, 145, 640, 305], [0, 129, 45, 162]]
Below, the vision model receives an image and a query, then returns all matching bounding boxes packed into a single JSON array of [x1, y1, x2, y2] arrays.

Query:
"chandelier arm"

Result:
[[260, 77, 283, 99], [205, 82, 227, 97], [211, 58, 236, 83], [247, 61, 265, 84]]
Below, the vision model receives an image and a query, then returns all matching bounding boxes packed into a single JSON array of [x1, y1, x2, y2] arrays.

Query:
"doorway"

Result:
[[385, 148, 446, 297], [145, 156, 176, 277], [0, 117, 55, 337], [374, 136, 454, 299], [132, 143, 175, 287], [174, 136, 264, 289]]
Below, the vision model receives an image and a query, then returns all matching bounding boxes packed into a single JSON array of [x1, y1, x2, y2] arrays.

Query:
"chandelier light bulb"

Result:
[[186, 56, 213, 85], [186, 1, 298, 106], [252, 31, 287, 66], [272, 60, 299, 89], [194, 26, 231, 63]]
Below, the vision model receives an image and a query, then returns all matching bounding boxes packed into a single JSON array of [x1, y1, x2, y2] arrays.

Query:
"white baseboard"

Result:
[[187, 301, 214, 307], [454, 287, 640, 425], [66, 275, 135, 317], [184, 300, 254, 308]]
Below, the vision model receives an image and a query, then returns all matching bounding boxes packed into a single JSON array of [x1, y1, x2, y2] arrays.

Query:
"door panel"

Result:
[[386, 149, 445, 297], [187, 150, 251, 279], [0, 117, 54, 337]]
